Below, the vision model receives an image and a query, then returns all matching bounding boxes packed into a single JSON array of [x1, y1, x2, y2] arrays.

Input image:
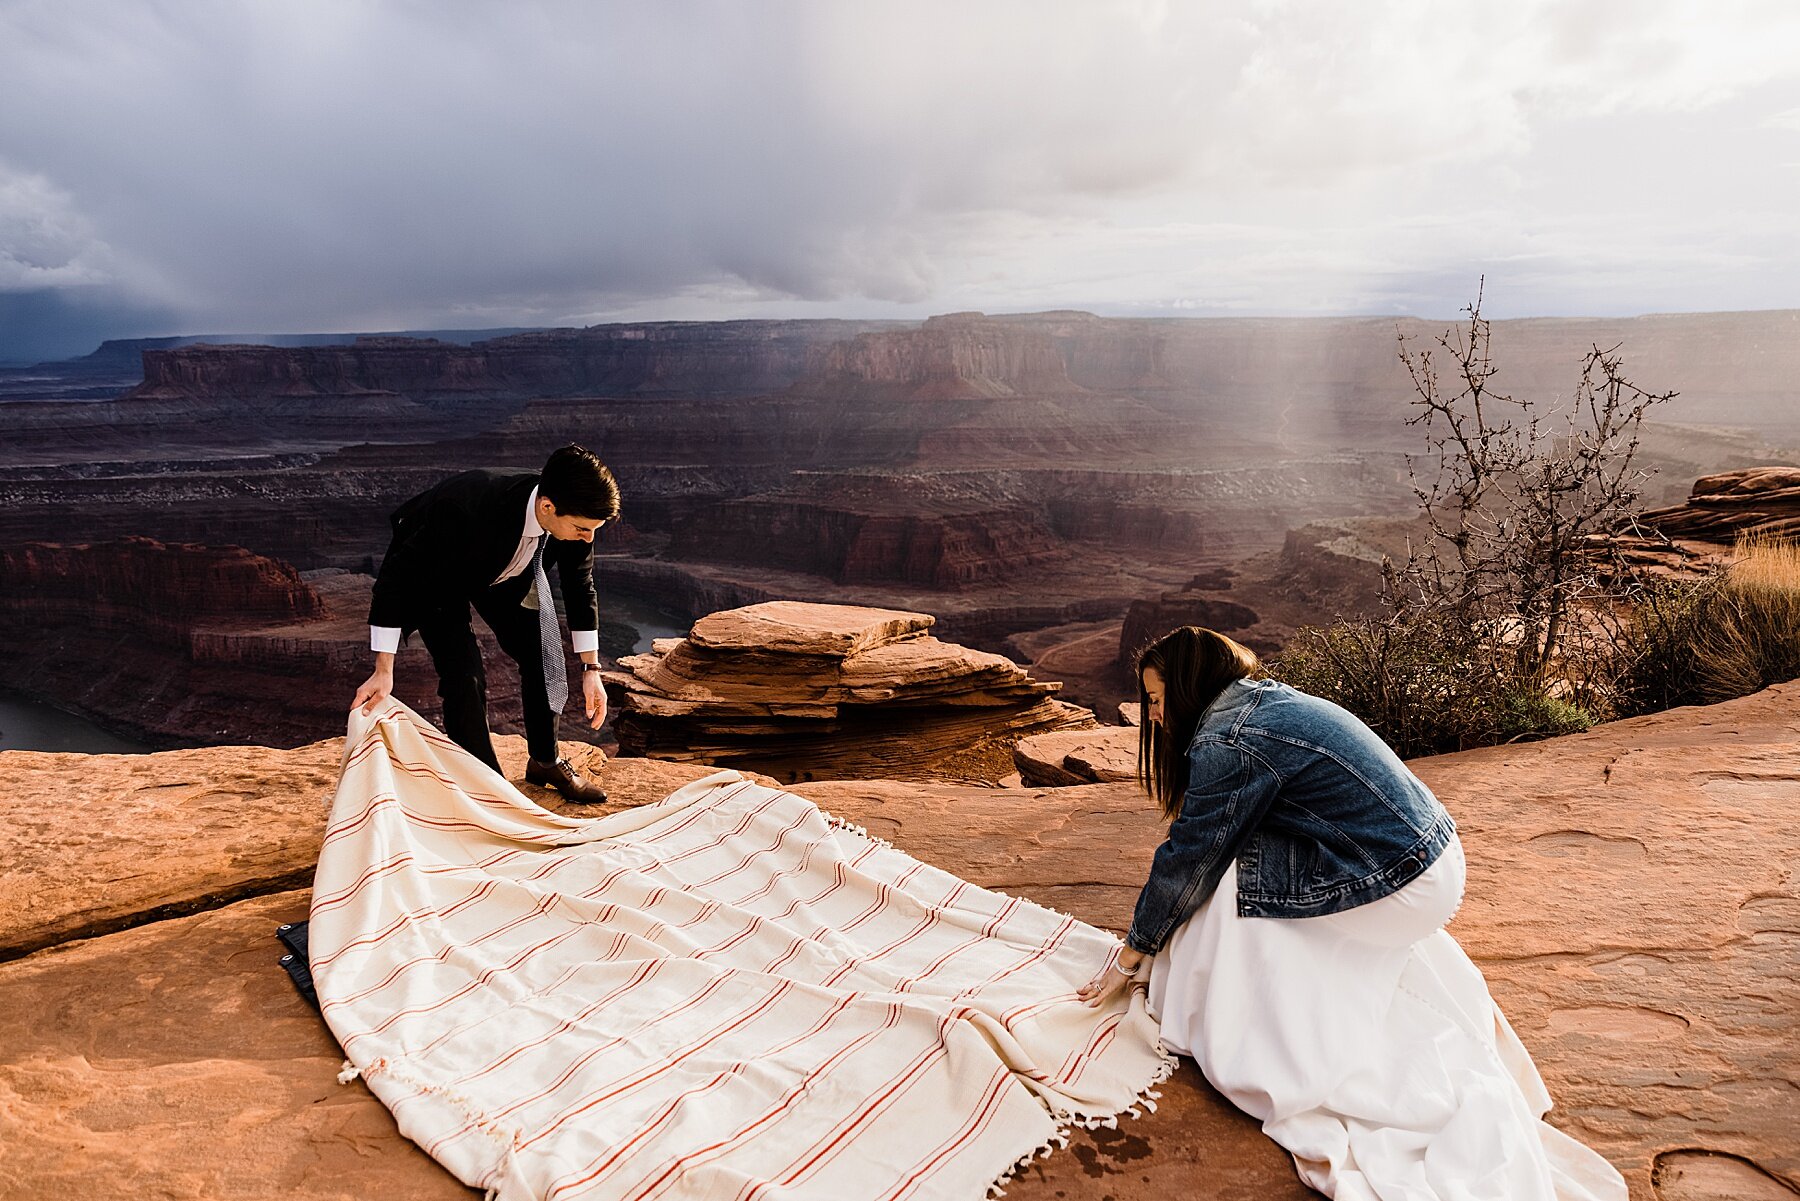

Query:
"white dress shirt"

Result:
[[371, 486, 600, 656]]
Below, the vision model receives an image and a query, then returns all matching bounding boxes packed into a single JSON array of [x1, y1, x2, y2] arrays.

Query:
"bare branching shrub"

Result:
[[1273, 283, 1679, 751], [1275, 610, 1505, 758]]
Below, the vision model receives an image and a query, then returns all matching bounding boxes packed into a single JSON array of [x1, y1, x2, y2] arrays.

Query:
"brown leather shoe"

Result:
[[525, 756, 608, 805]]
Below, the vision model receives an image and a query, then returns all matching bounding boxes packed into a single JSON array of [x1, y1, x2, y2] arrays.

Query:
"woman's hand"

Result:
[[1077, 944, 1147, 1007]]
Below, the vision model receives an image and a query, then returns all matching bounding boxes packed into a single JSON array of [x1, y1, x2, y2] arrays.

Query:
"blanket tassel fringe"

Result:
[[986, 1046, 1179, 1198]]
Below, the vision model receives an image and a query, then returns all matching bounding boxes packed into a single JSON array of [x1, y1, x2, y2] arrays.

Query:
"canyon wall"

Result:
[[0, 538, 326, 645], [668, 496, 1070, 587], [16, 310, 1791, 459], [0, 542, 544, 750], [129, 320, 902, 404], [793, 312, 1086, 401], [4, 309, 1795, 754]]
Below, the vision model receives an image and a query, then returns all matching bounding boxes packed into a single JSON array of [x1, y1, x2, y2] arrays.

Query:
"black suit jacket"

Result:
[[368, 469, 599, 636]]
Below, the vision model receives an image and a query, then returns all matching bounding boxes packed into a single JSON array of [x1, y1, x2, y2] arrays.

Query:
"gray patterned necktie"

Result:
[[525, 534, 567, 714]]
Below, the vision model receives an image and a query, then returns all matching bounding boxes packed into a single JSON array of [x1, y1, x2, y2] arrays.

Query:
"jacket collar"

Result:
[[1199, 676, 1265, 726]]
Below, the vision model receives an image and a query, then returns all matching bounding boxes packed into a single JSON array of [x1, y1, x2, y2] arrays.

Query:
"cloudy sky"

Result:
[[3, 0, 1800, 361]]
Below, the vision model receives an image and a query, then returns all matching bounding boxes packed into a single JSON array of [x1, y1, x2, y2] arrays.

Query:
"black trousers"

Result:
[[416, 582, 559, 771]]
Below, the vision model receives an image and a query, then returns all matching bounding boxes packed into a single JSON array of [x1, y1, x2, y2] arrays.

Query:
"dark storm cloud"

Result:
[[3, 0, 1800, 360], [0, 287, 179, 364]]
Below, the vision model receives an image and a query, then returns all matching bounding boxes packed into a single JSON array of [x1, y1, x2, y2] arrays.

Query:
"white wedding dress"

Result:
[[1147, 837, 1627, 1200]]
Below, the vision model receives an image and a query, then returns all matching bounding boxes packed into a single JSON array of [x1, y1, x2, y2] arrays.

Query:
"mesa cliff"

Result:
[[126, 320, 903, 403]]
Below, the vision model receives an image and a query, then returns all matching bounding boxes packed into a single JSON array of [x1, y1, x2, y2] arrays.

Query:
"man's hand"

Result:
[[1076, 944, 1147, 1008], [353, 655, 395, 715], [582, 669, 608, 730]]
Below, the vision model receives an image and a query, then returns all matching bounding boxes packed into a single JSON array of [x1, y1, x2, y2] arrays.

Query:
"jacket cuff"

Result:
[[1123, 929, 1160, 957], [370, 626, 402, 654]]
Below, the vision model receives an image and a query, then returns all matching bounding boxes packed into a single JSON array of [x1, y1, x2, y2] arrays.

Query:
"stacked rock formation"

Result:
[[605, 600, 1096, 781], [1595, 466, 1800, 578], [1639, 466, 1800, 541]]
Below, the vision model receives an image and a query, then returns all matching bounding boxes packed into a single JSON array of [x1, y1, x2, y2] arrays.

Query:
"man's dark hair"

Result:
[[539, 444, 620, 521]]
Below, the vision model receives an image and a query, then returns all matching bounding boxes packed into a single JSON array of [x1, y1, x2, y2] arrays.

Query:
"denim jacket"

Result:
[[1124, 677, 1456, 954]]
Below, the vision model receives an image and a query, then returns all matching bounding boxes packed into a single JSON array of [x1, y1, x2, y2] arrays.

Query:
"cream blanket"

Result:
[[312, 702, 1171, 1201]]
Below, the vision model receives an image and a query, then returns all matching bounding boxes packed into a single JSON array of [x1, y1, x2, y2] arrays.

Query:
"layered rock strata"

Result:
[[128, 321, 901, 404], [1581, 467, 1800, 580], [792, 311, 1087, 401], [80, 309, 1800, 445], [605, 601, 1097, 781], [669, 493, 1070, 587], [0, 536, 325, 641], [1633, 465, 1800, 544]]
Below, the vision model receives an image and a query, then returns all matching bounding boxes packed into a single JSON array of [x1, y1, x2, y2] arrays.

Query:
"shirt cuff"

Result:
[[570, 629, 599, 655], [370, 626, 402, 654]]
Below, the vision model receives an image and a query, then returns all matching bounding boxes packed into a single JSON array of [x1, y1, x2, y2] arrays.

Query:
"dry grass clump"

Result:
[[1612, 534, 1800, 716]]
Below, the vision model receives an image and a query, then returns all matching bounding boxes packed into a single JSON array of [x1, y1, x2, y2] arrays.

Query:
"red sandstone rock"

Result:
[[0, 537, 326, 637], [1578, 467, 1800, 581], [688, 601, 932, 656], [1, 683, 1797, 1197], [0, 556, 561, 750], [1637, 467, 1800, 542], [0, 891, 470, 1201], [607, 601, 1098, 781], [0, 733, 723, 961], [1013, 726, 1139, 787]]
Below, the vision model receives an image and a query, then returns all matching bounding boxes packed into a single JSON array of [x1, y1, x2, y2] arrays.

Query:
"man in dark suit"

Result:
[[351, 444, 621, 803]]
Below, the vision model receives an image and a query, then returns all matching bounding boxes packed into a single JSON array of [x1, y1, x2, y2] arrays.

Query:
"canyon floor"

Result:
[[2, 682, 1794, 1201]]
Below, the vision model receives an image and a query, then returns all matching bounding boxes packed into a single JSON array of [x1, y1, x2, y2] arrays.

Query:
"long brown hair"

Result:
[[1136, 626, 1261, 820]]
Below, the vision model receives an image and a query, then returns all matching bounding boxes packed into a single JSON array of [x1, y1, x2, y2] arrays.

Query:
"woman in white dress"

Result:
[[1077, 626, 1626, 1201]]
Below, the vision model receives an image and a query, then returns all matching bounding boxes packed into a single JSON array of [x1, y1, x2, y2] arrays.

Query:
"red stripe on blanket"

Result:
[[311, 852, 415, 914], [879, 1065, 1015, 1201], [517, 977, 802, 1151], [550, 993, 887, 1201], [737, 1003, 981, 1201]]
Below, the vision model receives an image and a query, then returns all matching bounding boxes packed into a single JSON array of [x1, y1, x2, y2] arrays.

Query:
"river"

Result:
[[0, 692, 150, 753], [603, 588, 691, 652]]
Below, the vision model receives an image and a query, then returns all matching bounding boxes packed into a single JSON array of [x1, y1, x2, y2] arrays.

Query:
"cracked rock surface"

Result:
[[1, 683, 1794, 1199]]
